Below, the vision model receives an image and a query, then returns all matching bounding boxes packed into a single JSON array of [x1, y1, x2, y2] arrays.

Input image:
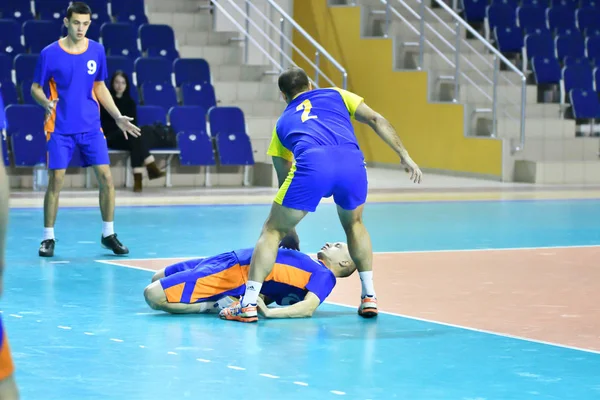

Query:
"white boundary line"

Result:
[[95, 248, 600, 356]]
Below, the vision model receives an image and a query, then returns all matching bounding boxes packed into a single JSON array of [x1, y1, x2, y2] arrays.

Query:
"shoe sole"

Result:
[[101, 244, 129, 255], [358, 308, 378, 318], [220, 315, 258, 323], [39, 252, 54, 257]]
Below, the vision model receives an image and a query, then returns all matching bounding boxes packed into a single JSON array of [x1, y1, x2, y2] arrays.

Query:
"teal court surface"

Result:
[[2, 195, 600, 399]]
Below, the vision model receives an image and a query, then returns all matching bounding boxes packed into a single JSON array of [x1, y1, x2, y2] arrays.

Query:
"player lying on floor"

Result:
[[143, 242, 358, 320]]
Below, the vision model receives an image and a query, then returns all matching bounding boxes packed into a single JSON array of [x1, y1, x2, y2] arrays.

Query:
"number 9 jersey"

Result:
[[267, 87, 369, 213], [33, 39, 108, 135]]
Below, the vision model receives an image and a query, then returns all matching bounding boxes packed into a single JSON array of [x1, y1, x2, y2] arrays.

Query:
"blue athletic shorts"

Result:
[[46, 131, 110, 170], [274, 145, 368, 212]]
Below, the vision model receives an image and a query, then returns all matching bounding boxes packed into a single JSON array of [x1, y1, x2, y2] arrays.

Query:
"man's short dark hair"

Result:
[[67, 2, 92, 19], [278, 67, 310, 99]]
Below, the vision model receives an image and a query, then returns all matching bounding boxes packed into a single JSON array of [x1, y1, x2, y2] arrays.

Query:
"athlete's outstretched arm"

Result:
[[0, 162, 9, 296], [93, 81, 141, 138], [256, 292, 320, 318], [354, 102, 422, 183]]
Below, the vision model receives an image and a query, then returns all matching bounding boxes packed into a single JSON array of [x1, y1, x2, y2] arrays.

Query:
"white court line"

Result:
[[326, 301, 600, 355]]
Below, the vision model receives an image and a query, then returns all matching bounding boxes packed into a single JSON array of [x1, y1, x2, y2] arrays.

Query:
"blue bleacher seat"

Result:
[[134, 57, 173, 86], [181, 83, 217, 109], [562, 63, 595, 102], [0, 81, 18, 106], [586, 36, 600, 62], [173, 58, 211, 86], [19, 79, 49, 105], [0, 19, 25, 59], [494, 25, 524, 53], [23, 20, 62, 53], [114, 0, 148, 28], [168, 106, 207, 132], [532, 56, 561, 83], [580, 0, 600, 8], [208, 107, 254, 166], [555, 27, 579, 36], [569, 88, 600, 118], [0, 54, 11, 83], [523, 31, 555, 71], [139, 24, 179, 59], [491, 0, 519, 6], [594, 67, 600, 91], [0, 0, 35, 22], [462, 0, 487, 24], [147, 48, 180, 62], [100, 22, 140, 59], [563, 56, 587, 66], [177, 130, 215, 166], [5, 104, 46, 167], [0, 93, 8, 166], [14, 54, 38, 84], [36, 1, 67, 22], [517, 6, 547, 32], [141, 82, 177, 110], [576, 7, 600, 32], [520, 0, 544, 7], [137, 105, 166, 126], [556, 34, 586, 62], [547, 7, 577, 33], [486, 5, 516, 41], [550, 0, 578, 8], [106, 56, 135, 81]]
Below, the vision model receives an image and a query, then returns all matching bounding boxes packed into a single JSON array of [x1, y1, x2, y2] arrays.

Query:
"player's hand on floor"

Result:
[[116, 115, 142, 139], [44, 99, 58, 123], [400, 153, 422, 184], [256, 296, 269, 317]]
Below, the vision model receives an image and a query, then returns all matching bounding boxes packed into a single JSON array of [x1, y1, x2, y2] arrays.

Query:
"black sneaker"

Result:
[[39, 239, 55, 257], [101, 234, 129, 255]]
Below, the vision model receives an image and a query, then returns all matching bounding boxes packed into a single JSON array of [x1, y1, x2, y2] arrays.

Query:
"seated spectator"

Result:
[[100, 71, 165, 192]]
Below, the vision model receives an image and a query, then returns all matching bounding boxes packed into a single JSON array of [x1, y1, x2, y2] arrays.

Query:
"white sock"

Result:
[[359, 271, 376, 298], [43, 227, 55, 241], [102, 221, 114, 238], [241, 281, 262, 306]]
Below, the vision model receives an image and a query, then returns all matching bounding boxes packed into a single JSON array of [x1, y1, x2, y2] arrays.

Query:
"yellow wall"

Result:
[[292, 1, 502, 176]]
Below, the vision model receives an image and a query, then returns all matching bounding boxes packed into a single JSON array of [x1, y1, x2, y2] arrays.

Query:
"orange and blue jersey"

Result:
[[33, 39, 107, 135], [33, 39, 110, 170], [160, 248, 337, 306], [0, 317, 15, 380], [266, 88, 369, 212]]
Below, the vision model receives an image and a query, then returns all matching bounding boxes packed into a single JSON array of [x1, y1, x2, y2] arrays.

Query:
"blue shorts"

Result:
[[275, 145, 368, 212], [47, 131, 109, 170], [160, 252, 246, 304]]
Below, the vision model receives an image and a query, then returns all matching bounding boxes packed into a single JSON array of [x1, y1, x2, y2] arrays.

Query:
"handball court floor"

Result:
[[2, 170, 600, 399]]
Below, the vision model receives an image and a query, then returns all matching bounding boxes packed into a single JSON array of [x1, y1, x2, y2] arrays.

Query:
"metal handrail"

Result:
[[211, 0, 348, 90], [378, 0, 526, 153]]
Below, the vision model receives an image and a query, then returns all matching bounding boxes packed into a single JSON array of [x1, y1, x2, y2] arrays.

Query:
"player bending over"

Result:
[[144, 242, 357, 320]]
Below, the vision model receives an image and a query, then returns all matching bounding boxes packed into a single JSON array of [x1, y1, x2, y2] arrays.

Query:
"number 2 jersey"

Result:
[[33, 38, 108, 135], [267, 87, 365, 162]]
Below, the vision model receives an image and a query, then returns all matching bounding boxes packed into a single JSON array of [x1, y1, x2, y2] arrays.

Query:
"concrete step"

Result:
[[515, 137, 600, 162], [514, 160, 600, 184], [213, 81, 280, 103], [245, 116, 280, 138], [211, 64, 275, 82], [231, 100, 285, 117], [174, 29, 239, 47], [472, 103, 562, 119], [179, 45, 243, 65], [458, 83, 538, 105], [497, 117, 576, 139], [148, 12, 213, 31], [145, 0, 205, 13]]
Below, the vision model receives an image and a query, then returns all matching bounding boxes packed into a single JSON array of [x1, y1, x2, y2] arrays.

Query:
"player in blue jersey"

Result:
[[0, 158, 19, 399], [31, 2, 141, 258], [220, 67, 422, 322], [144, 242, 356, 319]]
